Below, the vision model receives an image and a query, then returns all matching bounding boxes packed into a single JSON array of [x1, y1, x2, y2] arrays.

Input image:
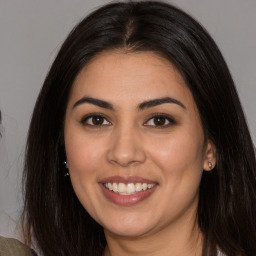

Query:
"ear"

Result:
[[203, 140, 216, 171]]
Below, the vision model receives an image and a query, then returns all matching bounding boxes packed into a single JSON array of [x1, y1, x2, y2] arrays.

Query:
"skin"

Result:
[[64, 50, 216, 256]]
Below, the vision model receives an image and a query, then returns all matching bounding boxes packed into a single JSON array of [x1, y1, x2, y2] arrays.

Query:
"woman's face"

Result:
[[64, 51, 215, 238]]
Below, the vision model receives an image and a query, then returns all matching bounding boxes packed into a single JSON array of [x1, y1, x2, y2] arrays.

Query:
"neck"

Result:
[[104, 215, 203, 256]]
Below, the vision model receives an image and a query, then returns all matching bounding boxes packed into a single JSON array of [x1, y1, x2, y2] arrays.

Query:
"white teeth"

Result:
[[112, 183, 118, 192], [148, 184, 154, 189], [142, 183, 147, 190], [135, 183, 142, 192], [104, 182, 156, 195], [118, 183, 126, 193], [126, 183, 135, 194], [107, 182, 113, 190]]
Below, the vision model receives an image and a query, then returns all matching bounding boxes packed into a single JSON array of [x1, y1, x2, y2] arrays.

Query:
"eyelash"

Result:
[[80, 113, 176, 128], [144, 113, 176, 128], [80, 113, 112, 127]]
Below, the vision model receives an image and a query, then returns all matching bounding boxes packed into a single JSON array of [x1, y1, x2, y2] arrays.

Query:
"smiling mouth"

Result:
[[104, 182, 156, 195]]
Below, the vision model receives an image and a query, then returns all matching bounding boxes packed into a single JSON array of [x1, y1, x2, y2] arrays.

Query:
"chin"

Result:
[[105, 227, 150, 238], [102, 218, 156, 238]]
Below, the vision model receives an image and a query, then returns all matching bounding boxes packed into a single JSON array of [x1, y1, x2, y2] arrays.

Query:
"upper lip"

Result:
[[99, 175, 157, 184]]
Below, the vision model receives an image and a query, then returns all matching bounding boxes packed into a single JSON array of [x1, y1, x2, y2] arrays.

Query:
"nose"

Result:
[[107, 125, 146, 167]]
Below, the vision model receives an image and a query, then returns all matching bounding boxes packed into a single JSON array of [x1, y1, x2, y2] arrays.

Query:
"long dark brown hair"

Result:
[[22, 1, 256, 255]]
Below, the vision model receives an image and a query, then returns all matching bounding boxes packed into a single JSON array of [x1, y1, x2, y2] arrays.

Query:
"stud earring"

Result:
[[209, 162, 213, 169], [63, 161, 70, 177]]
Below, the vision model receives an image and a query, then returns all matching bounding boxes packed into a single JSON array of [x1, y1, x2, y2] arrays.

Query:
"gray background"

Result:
[[0, 0, 255, 239]]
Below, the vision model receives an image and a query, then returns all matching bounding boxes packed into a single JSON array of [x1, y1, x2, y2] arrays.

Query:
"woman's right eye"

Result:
[[81, 114, 111, 127]]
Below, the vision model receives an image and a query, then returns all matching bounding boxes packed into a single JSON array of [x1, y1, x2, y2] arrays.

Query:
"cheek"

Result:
[[149, 132, 204, 214], [65, 132, 106, 176], [64, 134, 106, 216], [148, 131, 205, 178]]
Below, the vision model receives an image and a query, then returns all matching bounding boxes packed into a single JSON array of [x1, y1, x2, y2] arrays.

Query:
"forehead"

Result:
[[69, 50, 194, 109]]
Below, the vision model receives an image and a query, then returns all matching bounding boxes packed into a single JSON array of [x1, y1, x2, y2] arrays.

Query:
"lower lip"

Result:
[[99, 183, 157, 206]]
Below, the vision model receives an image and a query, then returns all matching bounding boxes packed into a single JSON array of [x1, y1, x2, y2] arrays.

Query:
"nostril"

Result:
[[109, 158, 142, 167], [107, 149, 146, 167], [106, 131, 146, 166]]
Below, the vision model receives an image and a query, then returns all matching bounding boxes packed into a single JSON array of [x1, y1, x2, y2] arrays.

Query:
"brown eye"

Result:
[[144, 114, 176, 128], [153, 117, 166, 126], [82, 114, 111, 126], [91, 116, 104, 125]]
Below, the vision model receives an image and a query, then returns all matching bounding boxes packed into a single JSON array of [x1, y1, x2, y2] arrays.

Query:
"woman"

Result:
[[22, 1, 256, 255]]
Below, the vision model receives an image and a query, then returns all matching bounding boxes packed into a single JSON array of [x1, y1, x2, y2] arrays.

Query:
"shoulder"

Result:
[[0, 236, 36, 256]]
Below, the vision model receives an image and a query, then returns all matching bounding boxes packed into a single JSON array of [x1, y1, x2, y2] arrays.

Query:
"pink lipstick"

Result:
[[99, 176, 158, 206]]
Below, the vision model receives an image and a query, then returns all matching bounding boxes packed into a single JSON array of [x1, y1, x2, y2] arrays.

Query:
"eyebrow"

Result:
[[72, 96, 186, 110], [138, 97, 186, 110], [73, 97, 114, 110]]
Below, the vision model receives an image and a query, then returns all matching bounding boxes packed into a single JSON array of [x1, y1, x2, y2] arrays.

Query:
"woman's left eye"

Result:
[[144, 115, 175, 128]]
